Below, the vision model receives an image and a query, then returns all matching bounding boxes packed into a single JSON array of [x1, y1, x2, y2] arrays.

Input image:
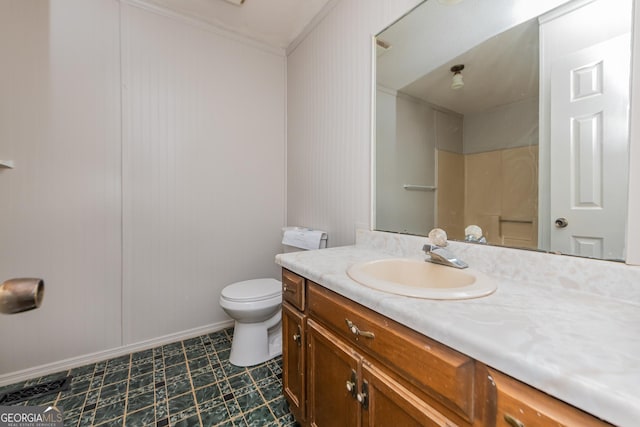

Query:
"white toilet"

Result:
[[219, 227, 327, 367], [219, 278, 283, 367]]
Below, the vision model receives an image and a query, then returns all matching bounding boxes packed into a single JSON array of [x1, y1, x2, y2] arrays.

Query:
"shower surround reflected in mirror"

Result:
[[374, 0, 632, 261]]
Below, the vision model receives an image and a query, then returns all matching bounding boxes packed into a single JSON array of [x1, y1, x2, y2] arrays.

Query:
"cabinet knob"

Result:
[[504, 414, 525, 427], [346, 370, 357, 398], [357, 381, 369, 409], [346, 380, 355, 393]]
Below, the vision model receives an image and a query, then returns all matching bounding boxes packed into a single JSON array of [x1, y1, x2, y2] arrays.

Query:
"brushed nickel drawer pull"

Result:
[[345, 319, 375, 339], [504, 414, 525, 427]]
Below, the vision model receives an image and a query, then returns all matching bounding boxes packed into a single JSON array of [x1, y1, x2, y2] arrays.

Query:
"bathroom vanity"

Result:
[[276, 231, 640, 427]]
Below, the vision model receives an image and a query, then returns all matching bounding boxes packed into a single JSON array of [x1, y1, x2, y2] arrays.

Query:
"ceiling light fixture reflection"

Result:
[[450, 64, 465, 90]]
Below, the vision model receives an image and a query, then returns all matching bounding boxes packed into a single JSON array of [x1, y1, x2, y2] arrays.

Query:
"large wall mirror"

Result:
[[374, 0, 632, 261]]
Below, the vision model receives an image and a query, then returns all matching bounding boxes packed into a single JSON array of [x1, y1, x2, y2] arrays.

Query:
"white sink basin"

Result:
[[347, 258, 497, 300]]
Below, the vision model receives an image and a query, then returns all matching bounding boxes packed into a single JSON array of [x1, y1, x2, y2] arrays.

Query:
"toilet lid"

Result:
[[221, 278, 282, 302]]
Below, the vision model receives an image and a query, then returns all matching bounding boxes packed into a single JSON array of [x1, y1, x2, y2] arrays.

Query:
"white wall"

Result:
[[121, 4, 285, 344], [374, 87, 398, 232], [376, 91, 436, 235], [463, 97, 538, 154], [0, 0, 285, 379], [0, 0, 122, 377], [434, 110, 463, 154], [287, 0, 423, 247]]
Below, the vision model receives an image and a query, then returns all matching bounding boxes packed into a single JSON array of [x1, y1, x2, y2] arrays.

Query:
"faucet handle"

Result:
[[423, 244, 468, 269], [423, 243, 439, 253], [427, 228, 448, 246]]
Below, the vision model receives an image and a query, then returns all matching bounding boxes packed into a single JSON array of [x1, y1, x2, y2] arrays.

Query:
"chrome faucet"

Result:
[[423, 244, 468, 269]]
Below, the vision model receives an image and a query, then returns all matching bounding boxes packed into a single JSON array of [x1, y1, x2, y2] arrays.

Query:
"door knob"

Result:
[[554, 217, 568, 228]]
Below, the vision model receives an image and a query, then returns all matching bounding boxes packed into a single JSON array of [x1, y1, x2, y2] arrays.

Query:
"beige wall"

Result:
[[436, 146, 538, 248], [0, 0, 285, 379], [466, 146, 538, 248], [436, 151, 465, 240]]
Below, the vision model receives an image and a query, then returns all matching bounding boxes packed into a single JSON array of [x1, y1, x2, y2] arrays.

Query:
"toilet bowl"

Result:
[[219, 278, 283, 367]]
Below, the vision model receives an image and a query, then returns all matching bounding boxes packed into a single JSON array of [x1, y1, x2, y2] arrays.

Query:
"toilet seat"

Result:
[[221, 278, 281, 303]]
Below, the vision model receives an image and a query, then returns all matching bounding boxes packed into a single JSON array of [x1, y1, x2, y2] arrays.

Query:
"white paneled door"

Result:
[[549, 34, 630, 260]]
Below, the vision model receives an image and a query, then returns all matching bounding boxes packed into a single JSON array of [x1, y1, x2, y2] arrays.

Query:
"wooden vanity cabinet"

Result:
[[281, 268, 613, 427]]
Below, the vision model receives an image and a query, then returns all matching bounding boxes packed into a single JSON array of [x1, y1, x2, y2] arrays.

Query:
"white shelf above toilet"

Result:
[[0, 160, 14, 169]]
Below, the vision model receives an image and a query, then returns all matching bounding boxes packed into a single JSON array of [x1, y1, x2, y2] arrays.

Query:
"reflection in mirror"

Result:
[[374, 0, 632, 261]]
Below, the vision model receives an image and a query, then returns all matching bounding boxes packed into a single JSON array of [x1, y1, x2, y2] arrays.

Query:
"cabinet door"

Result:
[[282, 302, 306, 422], [361, 361, 457, 427], [307, 319, 360, 427]]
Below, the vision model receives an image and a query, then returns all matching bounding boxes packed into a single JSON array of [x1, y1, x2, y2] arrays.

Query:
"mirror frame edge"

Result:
[[626, 0, 640, 265], [370, 35, 377, 235]]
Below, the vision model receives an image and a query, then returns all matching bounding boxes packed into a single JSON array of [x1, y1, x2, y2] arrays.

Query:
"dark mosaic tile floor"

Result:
[[0, 328, 296, 426]]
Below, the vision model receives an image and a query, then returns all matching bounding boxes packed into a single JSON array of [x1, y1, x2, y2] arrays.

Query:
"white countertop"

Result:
[[276, 231, 640, 427]]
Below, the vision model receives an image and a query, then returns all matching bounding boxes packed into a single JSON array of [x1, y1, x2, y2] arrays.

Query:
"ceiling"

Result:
[[373, 0, 574, 116], [399, 19, 540, 115], [140, 0, 333, 50]]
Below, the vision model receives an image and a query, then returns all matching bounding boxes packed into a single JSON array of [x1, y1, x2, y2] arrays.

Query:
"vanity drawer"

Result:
[[282, 269, 305, 311], [307, 281, 475, 421], [488, 368, 612, 427]]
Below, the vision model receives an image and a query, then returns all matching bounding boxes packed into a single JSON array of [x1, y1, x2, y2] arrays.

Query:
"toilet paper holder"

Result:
[[0, 278, 45, 314]]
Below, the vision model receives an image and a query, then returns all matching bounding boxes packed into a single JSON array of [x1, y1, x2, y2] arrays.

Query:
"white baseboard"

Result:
[[0, 320, 234, 388]]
